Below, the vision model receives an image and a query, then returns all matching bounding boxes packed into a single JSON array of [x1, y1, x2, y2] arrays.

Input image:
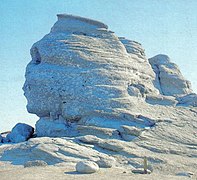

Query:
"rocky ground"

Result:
[[0, 103, 197, 179]]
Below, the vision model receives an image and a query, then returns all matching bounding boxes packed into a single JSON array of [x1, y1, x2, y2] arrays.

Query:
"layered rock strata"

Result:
[[23, 14, 197, 137]]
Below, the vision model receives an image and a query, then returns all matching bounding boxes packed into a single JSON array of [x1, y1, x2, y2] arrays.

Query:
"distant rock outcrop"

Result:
[[22, 14, 197, 138]]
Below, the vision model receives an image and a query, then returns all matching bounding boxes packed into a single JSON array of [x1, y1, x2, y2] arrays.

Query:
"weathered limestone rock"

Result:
[[96, 157, 115, 168], [35, 117, 78, 137], [0, 134, 2, 143], [24, 160, 47, 168], [145, 95, 178, 106], [149, 54, 192, 96], [98, 140, 124, 152], [119, 125, 143, 136], [23, 14, 160, 136], [76, 161, 99, 174], [6, 123, 34, 143], [176, 93, 197, 107], [23, 14, 196, 138], [119, 37, 159, 97], [77, 125, 120, 139], [78, 135, 102, 145]]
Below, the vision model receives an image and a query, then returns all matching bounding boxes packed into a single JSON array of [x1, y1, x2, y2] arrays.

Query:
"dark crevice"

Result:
[[31, 47, 41, 65]]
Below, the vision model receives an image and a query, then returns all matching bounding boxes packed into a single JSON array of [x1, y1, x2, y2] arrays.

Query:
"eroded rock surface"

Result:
[[0, 14, 197, 179], [148, 54, 192, 96], [22, 14, 197, 139]]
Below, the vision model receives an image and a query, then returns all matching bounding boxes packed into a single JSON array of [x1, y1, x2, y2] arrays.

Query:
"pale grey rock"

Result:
[[23, 14, 196, 140], [96, 157, 115, 168], [119, 37, 145, 58], [145, 95, 178, 106], [149, 54, 192, 96], [127, 86, 142, 97], [6, 123, 34, 143], [119, 125, 143, 141], [119, 125, 142, 136], [24, 160, 47, 168], [0, 137, 110, 165], [77, 125, 120, 139], [35, 117, 78, 137], [76, 161, 99, 174], [78, 135, 102, 145], [98, 140, 124, 152], [176, 93, 197, 107]]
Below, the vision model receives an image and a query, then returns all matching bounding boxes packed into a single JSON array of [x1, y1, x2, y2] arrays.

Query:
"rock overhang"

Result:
[[51, 14, 108, 33]]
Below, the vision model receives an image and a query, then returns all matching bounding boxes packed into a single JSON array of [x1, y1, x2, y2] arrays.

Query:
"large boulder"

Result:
[[6, 123, 34, 143]]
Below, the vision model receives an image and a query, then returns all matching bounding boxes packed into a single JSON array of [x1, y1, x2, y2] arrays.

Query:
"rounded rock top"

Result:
[[51, 14, 108, 33], [57, 14, 108, 29], [76, 161, 99, 174]]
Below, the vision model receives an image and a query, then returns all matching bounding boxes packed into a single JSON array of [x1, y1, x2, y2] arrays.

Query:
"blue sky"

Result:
[[0, 0, 196, 132]]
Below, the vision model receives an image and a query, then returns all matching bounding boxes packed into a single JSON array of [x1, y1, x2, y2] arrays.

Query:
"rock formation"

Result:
[[149, 54, 192, 96], [22, 14, 197, 138], [0, 14, 197, 179]]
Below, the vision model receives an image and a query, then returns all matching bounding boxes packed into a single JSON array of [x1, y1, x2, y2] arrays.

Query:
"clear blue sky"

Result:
[[0, 0, 196, 132]]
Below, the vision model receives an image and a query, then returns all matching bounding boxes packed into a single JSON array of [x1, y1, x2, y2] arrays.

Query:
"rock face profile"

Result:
[[23, 14, 197, 137]]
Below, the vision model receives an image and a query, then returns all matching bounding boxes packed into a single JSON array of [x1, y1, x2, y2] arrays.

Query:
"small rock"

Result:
[[24, 160, 48, 168], [6, 123, 34, 143], [96, 158, 115, 168], [176, 172, 194, 178], [132, 168, 151, 174], [121, 133, 137, 141], [119, 126, 142, 136], [76, 161, 99, 174], [78, 135, 101, 145]]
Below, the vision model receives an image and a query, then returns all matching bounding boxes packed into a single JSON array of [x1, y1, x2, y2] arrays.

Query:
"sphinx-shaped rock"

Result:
[[23, 14, 196, 137], [23, 14, 160, 137]]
